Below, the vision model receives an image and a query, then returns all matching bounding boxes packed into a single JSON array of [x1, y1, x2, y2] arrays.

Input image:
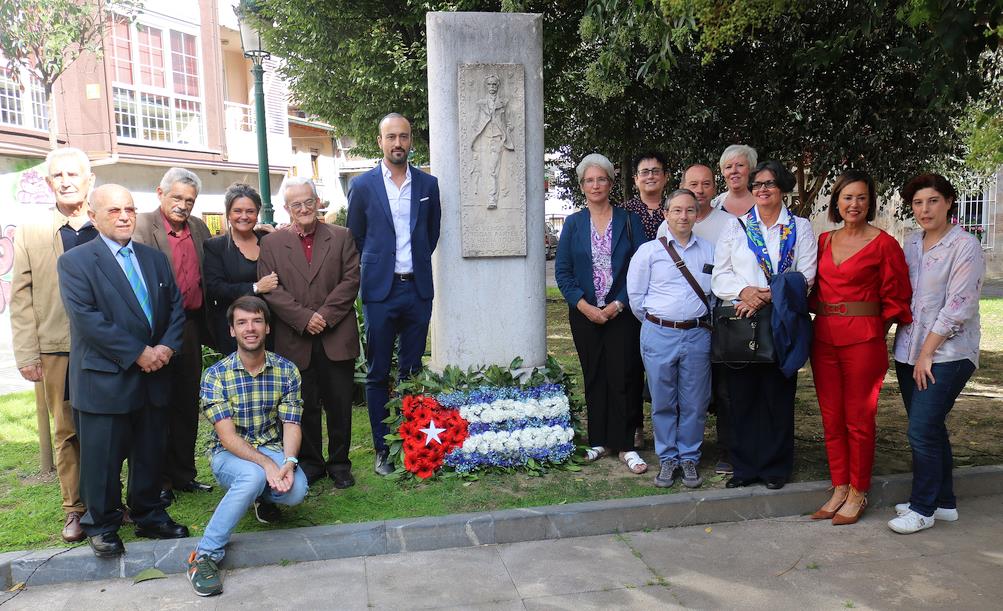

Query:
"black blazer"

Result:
[[203, 231, 273, 354], [57, 237, 185, 414]]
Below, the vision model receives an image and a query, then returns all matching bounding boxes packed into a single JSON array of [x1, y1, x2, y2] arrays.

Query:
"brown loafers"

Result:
[[62, 511, 85, 543]]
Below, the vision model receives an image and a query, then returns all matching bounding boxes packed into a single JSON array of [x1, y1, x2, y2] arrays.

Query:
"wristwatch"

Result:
[[614, 301, 624, 313], [283, 456, 299, 470], [252, 282, 259, 294]]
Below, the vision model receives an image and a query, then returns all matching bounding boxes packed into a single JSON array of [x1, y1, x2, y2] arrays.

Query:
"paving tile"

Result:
[[365, 545, 519, 609], [498, 535, 652, 599], [221, 556, 368, 609], [3, 573, 215, 611], [522, 584, 683, 610]]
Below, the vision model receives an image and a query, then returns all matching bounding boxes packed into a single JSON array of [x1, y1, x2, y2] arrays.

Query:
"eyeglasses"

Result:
[[582, 177, 611, 186], [750, 180, 778, 191], [287, 198, 318, 211], [636, 168, 664, 178]]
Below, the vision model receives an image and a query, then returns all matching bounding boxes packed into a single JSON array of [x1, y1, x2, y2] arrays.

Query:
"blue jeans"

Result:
[[195, 447, 308, 562], [640, 321, 711, 464], [895, 359, 975, 517]]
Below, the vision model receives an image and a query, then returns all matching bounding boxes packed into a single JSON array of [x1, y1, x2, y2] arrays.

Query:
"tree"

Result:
[[0, 0, 142, 149]]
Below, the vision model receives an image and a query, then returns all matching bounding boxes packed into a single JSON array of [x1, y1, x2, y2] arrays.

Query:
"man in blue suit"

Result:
[[347, 113, 441, 476], [57, 184, 190, 557]]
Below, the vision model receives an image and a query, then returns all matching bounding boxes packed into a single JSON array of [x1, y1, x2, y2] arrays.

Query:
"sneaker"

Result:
[[894, 503, 958, 522], [888, 510, 935, 534], [654, 460, 678, 488], [714, 460, 733, 475], [186, 551, 223, 597], [254, 499, 281, 524], [680, 460, 703, 488]]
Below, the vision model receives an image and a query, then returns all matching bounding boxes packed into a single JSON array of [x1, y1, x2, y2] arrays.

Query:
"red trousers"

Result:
[[810, 338, 888, 491]]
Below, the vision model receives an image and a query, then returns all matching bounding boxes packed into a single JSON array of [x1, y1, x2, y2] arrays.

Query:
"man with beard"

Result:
[[134, 167, 213, 502], [347, 113, 441, 476], [186, 296, 306, 597]]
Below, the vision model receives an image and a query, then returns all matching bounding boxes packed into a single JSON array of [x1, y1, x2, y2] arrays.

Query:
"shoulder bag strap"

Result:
[[659, 237, 711, 315]]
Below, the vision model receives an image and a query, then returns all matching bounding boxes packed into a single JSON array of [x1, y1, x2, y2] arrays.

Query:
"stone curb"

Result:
[[5, 464, 1002, 588]]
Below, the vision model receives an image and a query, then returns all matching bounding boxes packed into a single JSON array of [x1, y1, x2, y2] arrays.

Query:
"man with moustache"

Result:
[[627, 189, 715, 489], [57, 184, 189, 557], [259, 177, 360, 488], [11, 147, 99, 542], [134, 167, 213, 502], [186, 296, 306, 597], [347, 113, 441, 476]]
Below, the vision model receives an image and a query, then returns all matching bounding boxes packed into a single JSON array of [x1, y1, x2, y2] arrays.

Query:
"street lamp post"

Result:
[[235, 4, 274, 224]]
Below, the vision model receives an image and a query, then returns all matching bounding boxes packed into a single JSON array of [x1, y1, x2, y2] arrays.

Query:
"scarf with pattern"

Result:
[[742, 206, 797, 280]]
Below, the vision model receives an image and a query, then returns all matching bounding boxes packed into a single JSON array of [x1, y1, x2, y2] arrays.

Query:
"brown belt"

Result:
[[645, 313, 711, 330], [816, 301, 881, 317]]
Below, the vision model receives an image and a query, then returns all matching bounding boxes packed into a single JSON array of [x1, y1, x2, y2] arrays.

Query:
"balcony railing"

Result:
[[224, 101, 254, 133]]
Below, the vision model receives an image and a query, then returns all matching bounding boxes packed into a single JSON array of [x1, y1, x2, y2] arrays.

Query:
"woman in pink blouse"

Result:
[[888, 174, 985, 535]]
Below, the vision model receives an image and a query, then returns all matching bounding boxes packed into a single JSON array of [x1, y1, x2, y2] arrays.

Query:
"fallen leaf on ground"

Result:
[[133, 568, 166, 584]]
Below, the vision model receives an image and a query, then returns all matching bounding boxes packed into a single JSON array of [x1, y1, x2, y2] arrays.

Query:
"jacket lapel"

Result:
[[372, 166, 395, 229], [306, 227, 331, 282], [610, 208, 626, 261], [409, 166, 420, 235], [284, 230, 313, 284], [150, 213, 174, 267], [94, 242, 151, 331]]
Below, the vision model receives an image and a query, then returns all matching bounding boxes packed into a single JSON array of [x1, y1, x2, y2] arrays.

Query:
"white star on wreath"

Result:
[[419, 419, 447, 446]]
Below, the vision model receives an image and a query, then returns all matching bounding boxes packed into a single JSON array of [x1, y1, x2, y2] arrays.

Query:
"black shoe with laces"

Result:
[[254, 499, 282, 524]]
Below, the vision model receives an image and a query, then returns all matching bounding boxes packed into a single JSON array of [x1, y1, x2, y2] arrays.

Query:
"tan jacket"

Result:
[[10, 206, 90, 367]]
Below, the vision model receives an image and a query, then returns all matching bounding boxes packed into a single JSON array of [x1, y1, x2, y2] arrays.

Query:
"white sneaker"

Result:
[[894, 503, 959, 522], [888, 510, 935, 534]]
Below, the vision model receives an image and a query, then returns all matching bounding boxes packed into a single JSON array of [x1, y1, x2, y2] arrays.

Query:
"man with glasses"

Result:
[[347, 113, 441, 476], [258, 177, 361, 488], [134, 167, 213, 504]]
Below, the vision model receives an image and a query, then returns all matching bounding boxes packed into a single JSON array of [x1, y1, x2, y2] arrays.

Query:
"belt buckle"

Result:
[[824, 302, 846, 315]]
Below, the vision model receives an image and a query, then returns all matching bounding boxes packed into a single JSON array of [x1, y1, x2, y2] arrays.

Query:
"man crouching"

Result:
[[187, 296, 307, 596]]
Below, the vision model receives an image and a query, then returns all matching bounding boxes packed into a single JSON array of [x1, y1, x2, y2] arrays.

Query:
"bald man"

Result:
[[58, 184, 189, 558]]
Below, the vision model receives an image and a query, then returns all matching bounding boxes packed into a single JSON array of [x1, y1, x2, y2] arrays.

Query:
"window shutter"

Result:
[[262, 57, 288, 136]]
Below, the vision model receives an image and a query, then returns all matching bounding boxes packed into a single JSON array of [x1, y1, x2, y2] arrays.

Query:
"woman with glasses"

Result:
[[203, 183, 278, 355], [623, 151, 670, 240], [711, 145, 758, 216], [556, 153, 648, 474], [809, 170, 912, 525], [710, 160, 817, 490], [888, 174, 985, 535]]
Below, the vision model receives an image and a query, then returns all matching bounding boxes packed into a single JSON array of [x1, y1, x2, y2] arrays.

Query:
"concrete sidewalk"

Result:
[[4, 493, 1001, 610]]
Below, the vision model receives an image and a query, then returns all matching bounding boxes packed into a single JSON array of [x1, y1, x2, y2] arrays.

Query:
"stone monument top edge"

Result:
[[426, 11, 542, 24]]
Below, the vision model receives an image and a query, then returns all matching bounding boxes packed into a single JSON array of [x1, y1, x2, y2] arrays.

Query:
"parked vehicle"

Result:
[[545, 222, 559, 259]]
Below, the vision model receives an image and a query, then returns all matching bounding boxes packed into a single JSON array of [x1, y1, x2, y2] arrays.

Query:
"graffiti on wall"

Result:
[[1, 161, 56, 314]]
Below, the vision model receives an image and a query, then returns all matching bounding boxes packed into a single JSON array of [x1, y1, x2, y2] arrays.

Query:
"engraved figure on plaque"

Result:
[[470, 74, 514, 209]]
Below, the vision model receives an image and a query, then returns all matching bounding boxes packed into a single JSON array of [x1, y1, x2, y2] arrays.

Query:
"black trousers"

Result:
[[725, 363, 796, 480], [163, 314, 203, 488], [568, 307, 643, 452], [711, 362, 733, 456], [74, 405, 171, 536], [299, 339, 355, 479]]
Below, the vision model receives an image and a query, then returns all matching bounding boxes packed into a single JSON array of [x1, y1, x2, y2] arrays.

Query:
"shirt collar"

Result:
[[234, 351, 277, 374], [667, 232, 698, 250], [381, 160, 411, 182], [100, 233, 135, 256], [161, 211, 189, 237], [751, 205, 792, 229], [53, 203, 91, 226]]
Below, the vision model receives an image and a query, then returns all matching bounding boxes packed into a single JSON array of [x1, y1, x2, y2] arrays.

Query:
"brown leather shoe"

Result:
[[62, 511, 85, 543], [832, 494, 868, 526]]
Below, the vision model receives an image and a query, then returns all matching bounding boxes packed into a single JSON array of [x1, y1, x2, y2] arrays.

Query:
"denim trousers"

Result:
[[895, 359, 976, 517], [195, 447, 308, 562]]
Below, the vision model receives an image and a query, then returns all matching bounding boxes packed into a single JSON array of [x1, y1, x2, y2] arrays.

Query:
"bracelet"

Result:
[[252, 282, 258, 294], [614, 301, 623, 313]]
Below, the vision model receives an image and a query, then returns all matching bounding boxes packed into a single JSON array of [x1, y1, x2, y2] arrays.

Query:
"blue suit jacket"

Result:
[[346, 163, 441, 302], [770, 271, 812, 379], [555, 207, 647, 309], [57, 237, 185, 414]]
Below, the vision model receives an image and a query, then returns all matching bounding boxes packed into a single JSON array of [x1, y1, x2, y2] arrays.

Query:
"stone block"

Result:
[[385, 512, 495, 554]]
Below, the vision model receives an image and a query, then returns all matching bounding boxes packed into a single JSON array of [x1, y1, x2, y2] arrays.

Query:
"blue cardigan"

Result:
[[555, 206, 647, 309]]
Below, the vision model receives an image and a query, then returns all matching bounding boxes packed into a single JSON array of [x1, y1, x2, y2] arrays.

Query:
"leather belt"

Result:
[[816, 301, 881, 317], [394, 273, 415, 282], [645, 313, 711, 330]]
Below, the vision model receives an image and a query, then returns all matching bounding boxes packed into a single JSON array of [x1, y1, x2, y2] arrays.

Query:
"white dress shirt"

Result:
[[627, 233, 715, 322], [711, 206, 816, 302], [381, 160, 413, 274]]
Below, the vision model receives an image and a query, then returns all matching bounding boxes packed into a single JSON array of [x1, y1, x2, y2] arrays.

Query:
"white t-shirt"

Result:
[[656, 206, 733, 246]]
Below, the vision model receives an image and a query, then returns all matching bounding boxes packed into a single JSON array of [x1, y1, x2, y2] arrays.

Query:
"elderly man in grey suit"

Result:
[[133, 167, 213, 502]]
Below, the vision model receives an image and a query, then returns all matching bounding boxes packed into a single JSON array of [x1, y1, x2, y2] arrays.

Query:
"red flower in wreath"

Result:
[[399, 394, 468, 478]]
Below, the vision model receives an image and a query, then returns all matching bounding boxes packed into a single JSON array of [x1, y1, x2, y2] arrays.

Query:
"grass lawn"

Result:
[[1, 295, 1001, 553]]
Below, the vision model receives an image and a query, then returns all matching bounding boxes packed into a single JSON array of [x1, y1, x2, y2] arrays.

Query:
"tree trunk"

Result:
[[46, 83, 57, 150]]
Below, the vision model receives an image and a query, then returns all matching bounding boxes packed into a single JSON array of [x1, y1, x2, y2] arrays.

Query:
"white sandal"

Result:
[[585, 446, 609, 462], [620, 451, 648, 474]]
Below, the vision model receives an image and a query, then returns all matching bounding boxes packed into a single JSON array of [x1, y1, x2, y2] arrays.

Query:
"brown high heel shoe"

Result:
[[832, 491, 867, 526], [811, 486, 848, 520]]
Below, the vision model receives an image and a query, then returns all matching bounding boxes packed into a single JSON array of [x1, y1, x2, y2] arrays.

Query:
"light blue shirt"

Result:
[[381, 160, 413, 274], [627, 232, 715, 322], [100, 233, 149, 294]]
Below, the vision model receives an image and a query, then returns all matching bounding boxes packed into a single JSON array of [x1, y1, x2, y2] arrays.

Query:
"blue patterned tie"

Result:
[[118, 246, 153, 326]]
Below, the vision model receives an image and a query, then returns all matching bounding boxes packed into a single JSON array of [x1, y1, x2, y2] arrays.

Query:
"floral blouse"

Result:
[[590, 218, 614, 307], [622, 197, 663, 240], [893, 225, 985, 367]]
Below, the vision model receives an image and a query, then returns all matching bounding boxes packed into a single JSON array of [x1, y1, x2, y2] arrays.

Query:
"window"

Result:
[[956, 175, 997, 250], [108, 16, 204, 146], [0, 57, 49, 131], [310, 149, 320, 181]]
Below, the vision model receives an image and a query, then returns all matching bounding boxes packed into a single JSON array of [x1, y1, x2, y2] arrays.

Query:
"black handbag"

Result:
[[710, 303, 776, 364]]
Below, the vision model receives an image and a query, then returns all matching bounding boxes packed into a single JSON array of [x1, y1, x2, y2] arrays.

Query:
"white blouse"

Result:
[[711, 206, 817, 302]]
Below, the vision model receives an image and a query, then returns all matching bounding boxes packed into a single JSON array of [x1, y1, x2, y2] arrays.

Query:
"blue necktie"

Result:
[[118, 247, 153, 326]]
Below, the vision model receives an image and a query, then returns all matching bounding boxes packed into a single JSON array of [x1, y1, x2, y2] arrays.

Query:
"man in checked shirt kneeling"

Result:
[[186, 296, 307, 597]]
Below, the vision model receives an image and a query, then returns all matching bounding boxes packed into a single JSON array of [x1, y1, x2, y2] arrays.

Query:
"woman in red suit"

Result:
[[810, 170, 912, 525]]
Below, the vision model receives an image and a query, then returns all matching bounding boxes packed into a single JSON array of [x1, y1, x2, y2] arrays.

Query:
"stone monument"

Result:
[[427, 12, 546, 370]]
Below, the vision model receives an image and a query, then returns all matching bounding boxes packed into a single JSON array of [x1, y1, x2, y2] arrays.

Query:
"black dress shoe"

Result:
[[159, 488, 175, 506], [765, 477, 786, 490], [725, 476, 760, 488], [89, 532, 125, 558], [176, 479, 214, 493], [135, 520, 190, 540], [374, 450, 394, 476], [330, 470, 355, 489], [303, 469, 326, 486]]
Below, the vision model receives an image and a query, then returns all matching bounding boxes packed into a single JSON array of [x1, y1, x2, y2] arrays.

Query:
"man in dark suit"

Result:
[[347, 113, 441, 476], [57, 184, 190, 558], [133, 167, 213, 502], [259, 177, 361, 488]]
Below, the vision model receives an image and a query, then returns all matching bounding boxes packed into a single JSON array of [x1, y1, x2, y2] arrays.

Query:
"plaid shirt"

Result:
[[200, 351, 303, 454]]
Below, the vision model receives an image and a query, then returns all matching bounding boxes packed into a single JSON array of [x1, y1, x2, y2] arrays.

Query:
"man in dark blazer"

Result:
[[259, 177, 361, 488], [133, 167, 213, 502], [57, 184, 189, 557], [347, 113, 441, 476]]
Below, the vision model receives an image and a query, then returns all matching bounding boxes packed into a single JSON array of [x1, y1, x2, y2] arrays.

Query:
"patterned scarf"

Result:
[[742, 206, 797, 280]]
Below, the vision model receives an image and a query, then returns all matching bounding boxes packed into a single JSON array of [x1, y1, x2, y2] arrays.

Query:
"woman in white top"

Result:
[[710, 145, 758, 216], [710, 160, 817, 490], [888, 173, 985, 535]]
